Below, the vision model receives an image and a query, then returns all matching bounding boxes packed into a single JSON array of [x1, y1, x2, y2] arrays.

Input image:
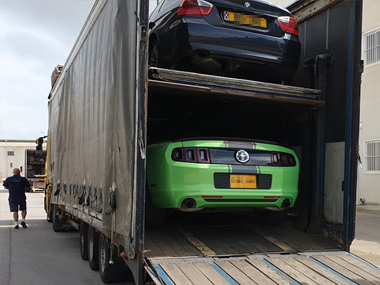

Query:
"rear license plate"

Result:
[[35, 182, 44, 187], [230, 174, 257, 189], [223, 11, 267, 28]]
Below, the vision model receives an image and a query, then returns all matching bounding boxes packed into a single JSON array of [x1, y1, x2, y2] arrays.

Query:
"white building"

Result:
[[0, 140, 36, 182], [357, 0, 380, 205]]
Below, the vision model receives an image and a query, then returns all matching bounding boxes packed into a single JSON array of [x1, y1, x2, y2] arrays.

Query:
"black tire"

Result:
[[88, 227, 99, 270], [264, 208, 289, 225], [145, 191, 167, 228], [98, 233, 124, 283], [149, 39, 170, 69], [79, 221, 89, 260], [47, 208, 53, 223], [52, 204, 61, 232], [45, 197, 53, 222]]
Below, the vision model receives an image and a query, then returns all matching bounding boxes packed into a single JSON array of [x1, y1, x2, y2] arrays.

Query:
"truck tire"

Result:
[[80, 221, 89, 260], [88, 226, 99, 270], [99, 233, 124, 283], [47, 209, 53, 223], [145, 191, 166, 228], [52, 204, 62, 232]]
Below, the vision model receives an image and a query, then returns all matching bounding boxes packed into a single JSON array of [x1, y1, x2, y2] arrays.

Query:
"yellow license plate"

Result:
[[223, 11, 267, 28], [230, 175, 257, 189]]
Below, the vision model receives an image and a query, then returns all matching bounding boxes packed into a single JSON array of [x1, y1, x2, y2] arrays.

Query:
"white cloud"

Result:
[[0, 0, 158, 139], [0, 0, 95, 139]]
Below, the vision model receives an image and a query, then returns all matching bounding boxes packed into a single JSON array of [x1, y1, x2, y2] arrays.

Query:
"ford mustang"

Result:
[[146, 139, 299, 224]]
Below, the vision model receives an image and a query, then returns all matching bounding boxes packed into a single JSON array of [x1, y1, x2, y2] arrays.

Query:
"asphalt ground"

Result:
[[1, 184, 380, 284], [350, 205, 380, 267], [0, 188, 129, 285]]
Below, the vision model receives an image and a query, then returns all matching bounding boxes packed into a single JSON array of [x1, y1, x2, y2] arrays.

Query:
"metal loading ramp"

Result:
[[148, 68, 323, 107], [145, 252, 380, 285]]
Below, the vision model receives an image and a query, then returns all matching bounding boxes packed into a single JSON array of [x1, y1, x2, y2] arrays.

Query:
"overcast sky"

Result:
[[0, 0, 290, 140], [0, 0, 158, 140]]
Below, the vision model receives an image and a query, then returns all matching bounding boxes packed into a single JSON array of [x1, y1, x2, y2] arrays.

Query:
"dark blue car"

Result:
[[149, 0, 301, 83]]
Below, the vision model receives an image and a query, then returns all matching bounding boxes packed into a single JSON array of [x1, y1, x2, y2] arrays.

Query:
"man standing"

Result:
[[3, 168, 30, 229]]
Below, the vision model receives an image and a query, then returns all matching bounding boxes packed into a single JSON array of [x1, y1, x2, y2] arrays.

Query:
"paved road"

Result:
[[351, 209, 380, 267], [1, 184, 380, 284], [0, 188, 128, 285]]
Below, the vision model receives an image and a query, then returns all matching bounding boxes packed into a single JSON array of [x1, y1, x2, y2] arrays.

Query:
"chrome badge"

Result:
[[244, 2, 251, 9], [236, 150, 250, 163]]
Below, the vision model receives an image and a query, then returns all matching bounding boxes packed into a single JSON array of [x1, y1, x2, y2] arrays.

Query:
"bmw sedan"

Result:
[[149, 0, 301, 83], [146, 139, 299, 224]]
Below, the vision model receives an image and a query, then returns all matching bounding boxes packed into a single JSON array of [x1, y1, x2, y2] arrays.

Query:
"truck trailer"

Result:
[[46, 0, 368, 284]]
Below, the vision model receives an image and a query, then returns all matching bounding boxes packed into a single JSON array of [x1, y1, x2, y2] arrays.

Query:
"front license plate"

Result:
[[230, 175, 257, 189], [223, 11, 267, 28]]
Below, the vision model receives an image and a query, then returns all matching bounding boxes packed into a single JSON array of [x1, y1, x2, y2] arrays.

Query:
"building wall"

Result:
[[0, 140, 36, 182], [358, 0, 380, 204]]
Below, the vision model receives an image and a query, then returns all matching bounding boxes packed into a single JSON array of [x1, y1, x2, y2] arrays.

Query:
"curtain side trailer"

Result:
[[46, 0, 365, 284]]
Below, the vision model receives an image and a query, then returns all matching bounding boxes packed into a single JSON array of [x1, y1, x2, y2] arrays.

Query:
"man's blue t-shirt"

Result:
[[3, 175, 30, 201]]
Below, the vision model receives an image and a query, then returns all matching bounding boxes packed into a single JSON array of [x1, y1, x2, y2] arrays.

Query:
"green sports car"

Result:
[[146, 139, 299, 215]]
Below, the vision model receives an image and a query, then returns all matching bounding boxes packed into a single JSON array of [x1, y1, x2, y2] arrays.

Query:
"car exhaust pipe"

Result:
[[281, 199, 291, 209], [191, 51, 222, 71], [265, 199, 291, 212], [194, 51, 210, 59], [180, 198, 202, 212]]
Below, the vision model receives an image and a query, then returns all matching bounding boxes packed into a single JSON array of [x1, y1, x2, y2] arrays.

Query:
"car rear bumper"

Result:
[[171, 18, 300, 73], [148, 161, 299, 210]]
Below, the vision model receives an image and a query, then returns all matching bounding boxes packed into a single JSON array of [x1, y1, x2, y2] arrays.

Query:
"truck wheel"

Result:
[[47, 208, 53, 222], [52, 204, 62, 232], [88, 227, 99, 270], [80, 221, 89, 260], [99, 233, 124, 283], [145, 191, 166, 228]]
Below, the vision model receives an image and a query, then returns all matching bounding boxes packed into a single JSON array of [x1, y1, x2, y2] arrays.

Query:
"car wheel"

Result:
[[149, 40, 170, 69], [150, 41, 160, 67], [145, 191, 167, 228]]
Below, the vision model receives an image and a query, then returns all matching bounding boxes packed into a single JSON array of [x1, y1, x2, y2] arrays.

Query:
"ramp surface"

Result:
[[147, 252, 380, 285]]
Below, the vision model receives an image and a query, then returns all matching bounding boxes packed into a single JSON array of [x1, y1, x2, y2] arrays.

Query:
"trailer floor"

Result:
[[144, 212, 339, 259], [144, 213, 380, 284]]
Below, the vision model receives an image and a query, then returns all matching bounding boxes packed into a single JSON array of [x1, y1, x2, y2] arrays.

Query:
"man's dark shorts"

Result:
[[9, 200, 27, 212]]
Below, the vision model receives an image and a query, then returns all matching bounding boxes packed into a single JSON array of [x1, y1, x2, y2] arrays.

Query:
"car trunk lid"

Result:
[[201, 0, 294, 37]]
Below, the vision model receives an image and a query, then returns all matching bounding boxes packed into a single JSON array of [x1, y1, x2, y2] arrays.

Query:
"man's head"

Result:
[[13, 168, 21, 175]]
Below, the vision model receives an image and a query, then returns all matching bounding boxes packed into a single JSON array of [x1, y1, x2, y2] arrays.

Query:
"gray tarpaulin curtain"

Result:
[[49, 0, 138, 242]]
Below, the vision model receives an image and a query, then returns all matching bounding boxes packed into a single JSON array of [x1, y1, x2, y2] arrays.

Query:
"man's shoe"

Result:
[[14, 225, 19, 229], [21, 221, 27, 228]]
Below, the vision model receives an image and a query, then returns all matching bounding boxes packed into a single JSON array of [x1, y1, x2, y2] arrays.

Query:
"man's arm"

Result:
[[3, 179, 9, 189], [22, 178, 31, 191]]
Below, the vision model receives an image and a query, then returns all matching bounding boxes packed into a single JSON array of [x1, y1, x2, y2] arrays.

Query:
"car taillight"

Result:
[[178, 0, 213, 16], [278, 16, 299, 36], [172, 148, 210, 163], [271, 152, 297, 166]]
